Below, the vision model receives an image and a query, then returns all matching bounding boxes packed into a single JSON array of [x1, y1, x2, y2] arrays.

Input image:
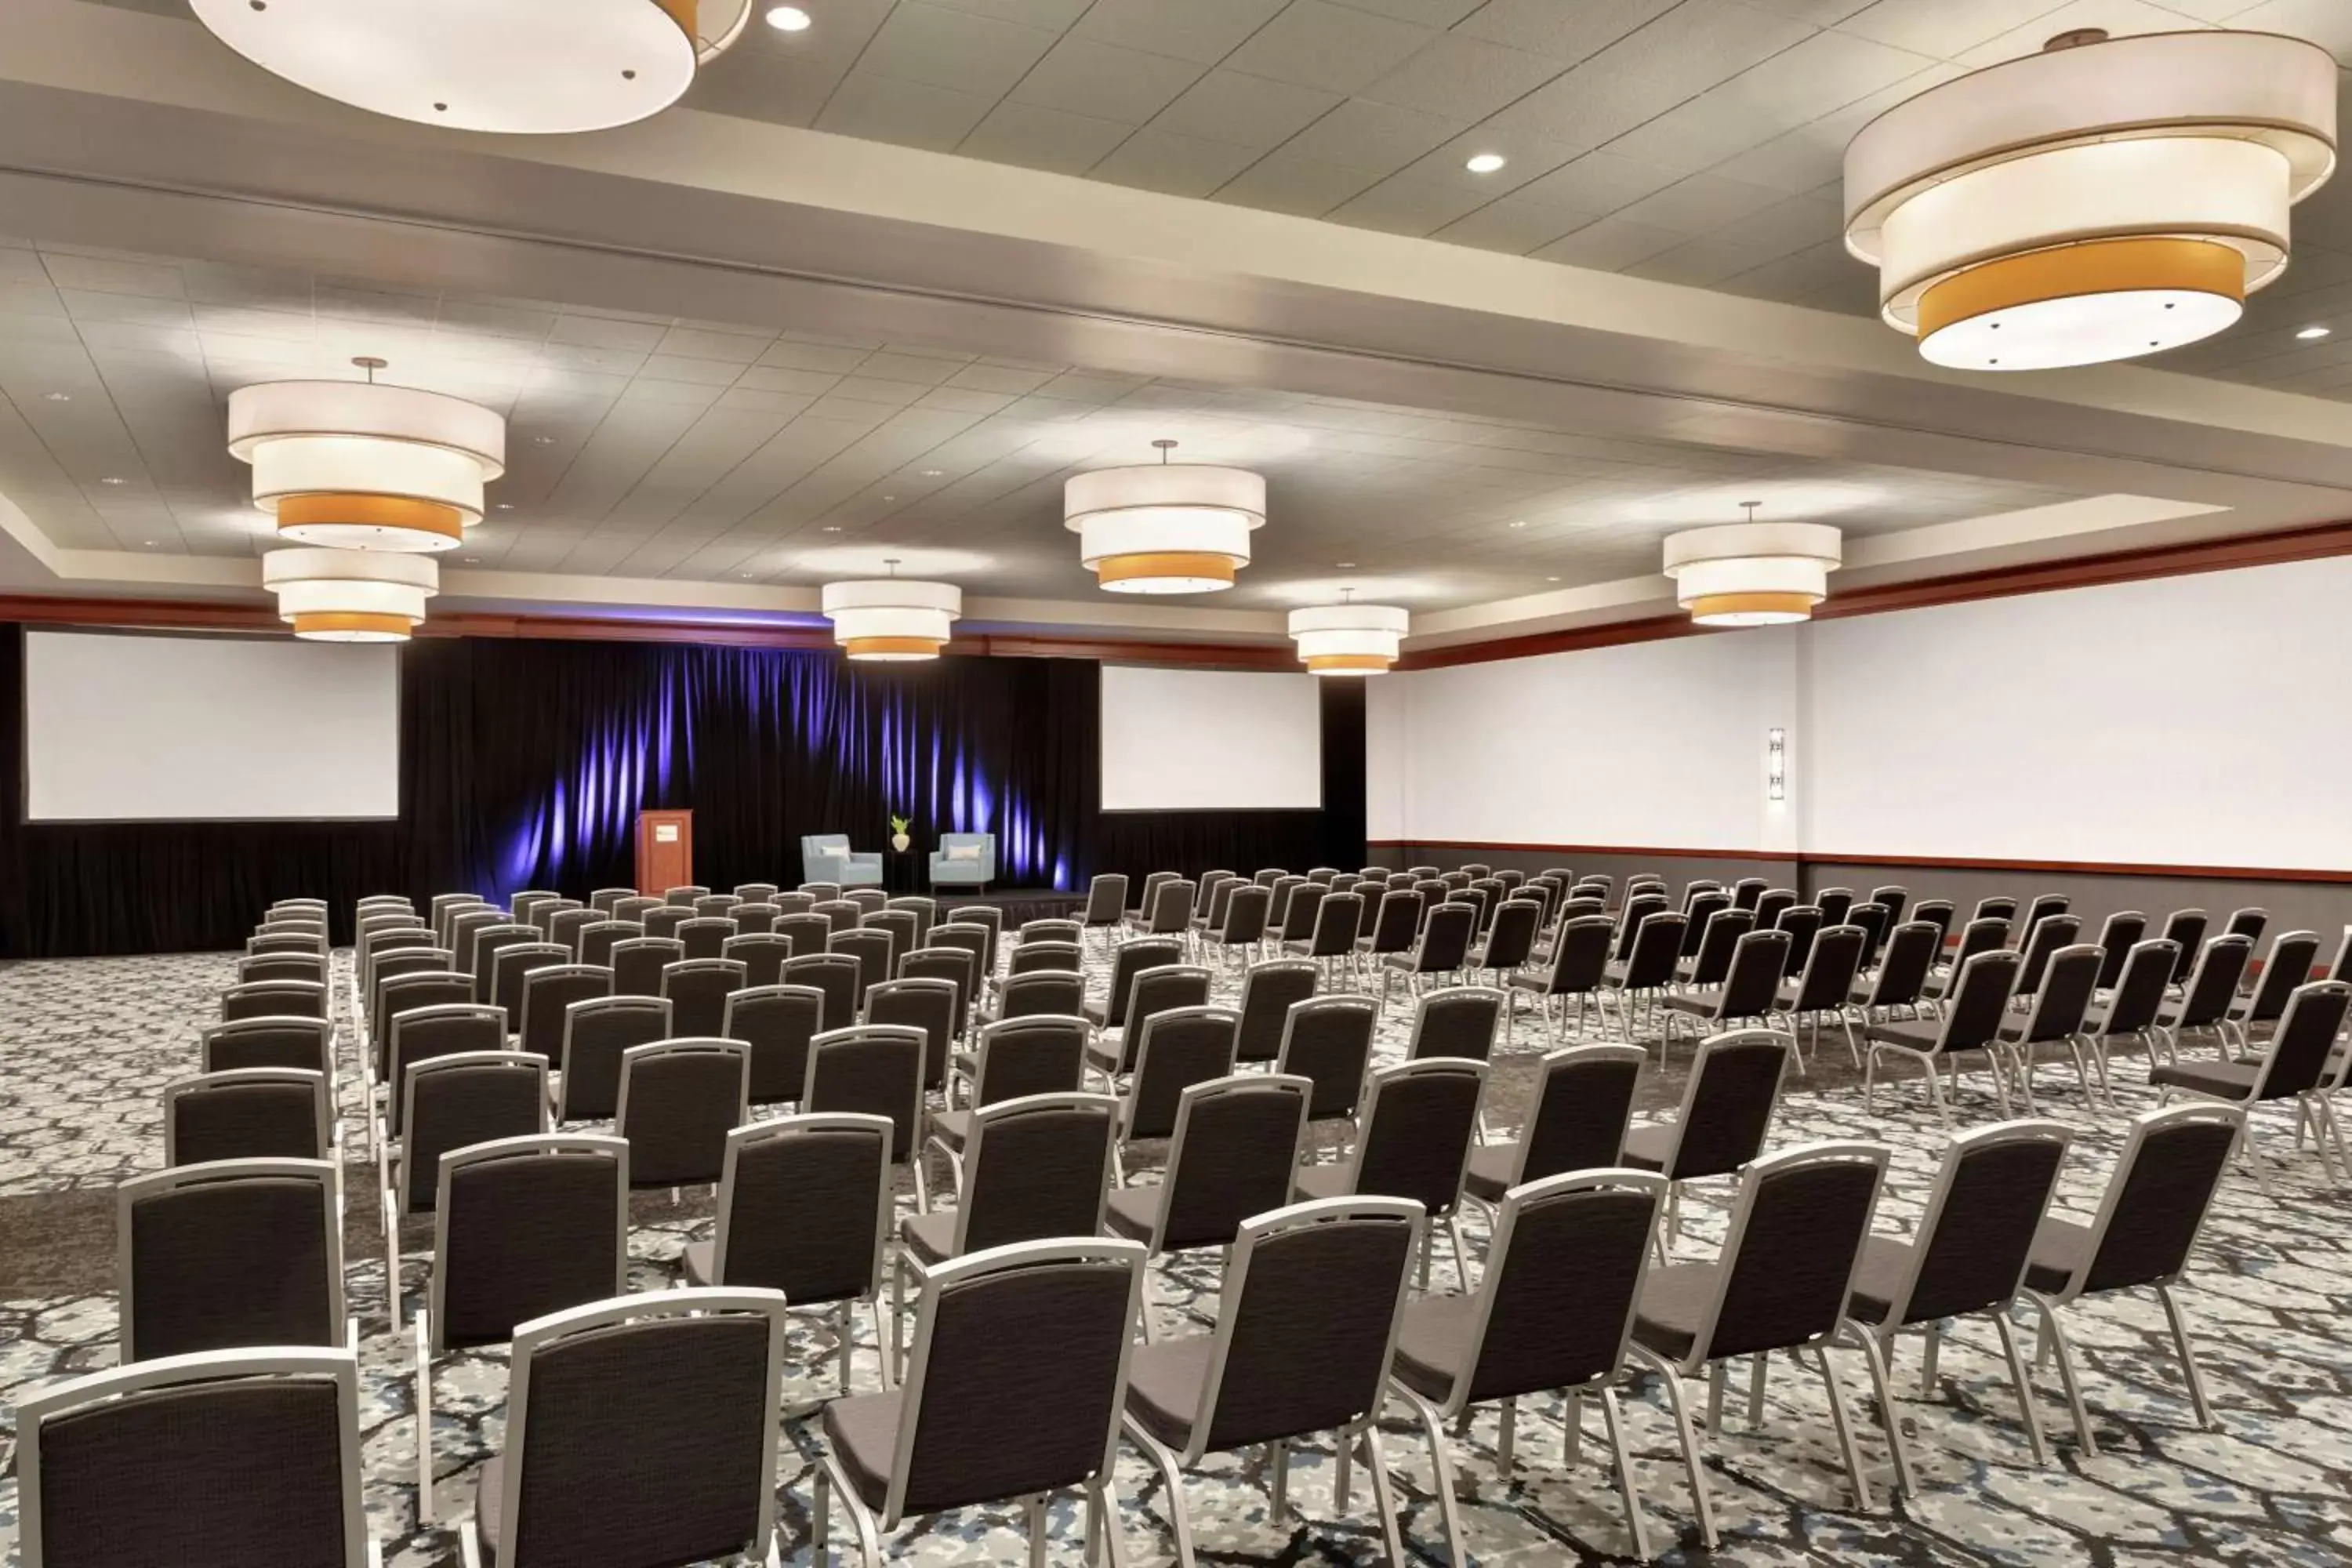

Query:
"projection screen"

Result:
[[1100, 664, 1322, 811]]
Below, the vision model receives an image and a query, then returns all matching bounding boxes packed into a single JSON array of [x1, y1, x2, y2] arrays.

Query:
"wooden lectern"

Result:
[[634, 809, 693, 898]]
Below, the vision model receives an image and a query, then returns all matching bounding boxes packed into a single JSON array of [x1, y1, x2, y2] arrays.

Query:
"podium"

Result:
[[634, 810, 693, 898]]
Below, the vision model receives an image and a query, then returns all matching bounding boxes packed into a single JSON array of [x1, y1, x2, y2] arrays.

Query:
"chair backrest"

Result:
[[1751, 887, 1795, 929], [497, 1290, 787, 1568], [1846, 900, 1892, 967], [1613, 894, 1668, 960], [2092, 910, 2148, 990], [1768, 905, 1821, 978], [1714, 927, 1791, 1022], [611, 935, 686, 998], [1907, 899, 1954, 950], [2013, 944, 2102, 1044], [998, 968, 1086, 1022], [1935, 948, 2026, 1054], [1867, 884, 1909, 924], [722, 931, 795, 989], [1679, 892, 1730, 959], [16, 1348, 372, 1568], [470, 924, 542, 996], [1098, 936, 1181, 1029], [610, 895, 662, 925], [1185, 1198, 1420, 1459], [1879, 1120, 2071, 1328], [396, 1051, 549, 1214], [846, 887, 890, 914], [956, 1093, 1120, 1254], [1784, 924, 1862, 1013], [1145, 877, 1198, 935], [1218, 959, 1307, 1064], [731, 903, 780, 936], [430, 1134, 629, 1352], [2096, 937, 2180, 1037], [1479, 897, 1541, 970], [1008, 940, 1083, 979], [1816, 887, 1855, 927], [517, 964, 612, 1063], [2013, 913, 2083, 996], [887, 1240, 1143, 1522], [587, 887, 634, 914], [2173, 933, 2254, 1029], [869, 975, 959, 1089], [576, 920, 637, 967], [371, 952, 457, 1040], [530, 897, 583, 937], [1407, 986, 1503, 1062], [2159, 908, 2210, 984], [1018, 917, 1081, 945], [221, 978, 326, 1021], [970, 1014, 1091, 1107], [556, 995, 672, 1121], [887, 894, 938, 943], [862, 909, 919, 971], [1413, 902, 1477, 973], [1081, 873, 1128, 925], [722, 982, 827, 1105], [249, 931, 329, 960], [1273, 993, 1380, 1120], [930, 922, 991, 1001], [665, 884, 712, 907], [548, 906, 601, 957], [2071, 1104, 2243, 1297], [642, 905, 693, 941], [448, 909, 506, 972], [201, 1014, 332, 1076], [1277, 880, 1327, 942], [164, 1068, 329, 1165], [707, 1112, 893, 1303], [491, 942, 572, 1029], [804, 1024, 926, 1163], [776, 912, 835, 958], [1361, 889, 1419, 955], [240, 952, 327, 986], [1514, 1044, 1643, 1185], [618, 1039, 751, 1188], [662, 956, 750, 1038], [1683, 906, 1755, 989], [1194, 871, 1236, 920], [829, 927, 896, 1004], [676, 915, 735, 961], [1123, 1006, 1242, 1140], [2243, 930, 2323, 1024], [782, 951, 863, 1032], [1618, 910, 1687, 991], [1301, 890, 1362, 956], [2251, 980, 2352, 1101], [1659, 1030, 1790, 1181], [1864, 920, 1938, 1011], [694, 894, 742, 920], [510, 891, 562, 928], [1540, 914, 1616, 996], [1350, 1059, 1486, 1218], [735, 882, 781, 906], [1686, 1142, 1888, 1365], [1453, 1170, 1667, 1408], [119, 1158, 343, 1362], [1217, 884, 1273, 944]]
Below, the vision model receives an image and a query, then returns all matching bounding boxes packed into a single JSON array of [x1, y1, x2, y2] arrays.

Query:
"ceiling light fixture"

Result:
[[765, 5, 811, 29], [1289, 590, 1409, 676], [263, 548, 439, 642], [1465, 152, 1507, 174], [1843, 27, 2336, 371], [42, 392, 69, 402], [821, 559, 961, 661], [1662, 503, 1842, 627], [1064, 438, 1265, 594], [2298, 325, 2332, 340], [191, 0, 754, 134], [227, 358, 506, 553], [97, 477, 127, 486]]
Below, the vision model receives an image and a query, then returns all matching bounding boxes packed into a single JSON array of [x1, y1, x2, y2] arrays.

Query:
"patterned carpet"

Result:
[[2, 930, 2349, 1568]]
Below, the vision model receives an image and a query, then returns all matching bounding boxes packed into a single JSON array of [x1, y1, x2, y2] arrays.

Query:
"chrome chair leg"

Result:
[[1991, 1309, 2050, 1466], [1599, 1385, 1652, 1563], [2157, 1283, 2221, 1432]]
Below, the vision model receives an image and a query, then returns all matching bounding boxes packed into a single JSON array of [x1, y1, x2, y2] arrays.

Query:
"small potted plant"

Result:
[[888, 813, 912, 853]]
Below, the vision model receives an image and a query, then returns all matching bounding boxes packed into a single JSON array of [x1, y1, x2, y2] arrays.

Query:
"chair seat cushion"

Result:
[[681, 1239, 717, 1287], [2145, 1059, 2259, 1100], [1084, 1036, 1122, 1073], [900, 1211, 956, 1266], [1083, 1004, 1111, 1027], [1864, 1018, 1942, 1051], [1632, 1261, 1719, 1363], [1842, 1234, 1918, 1327], [2024, 1215, 2093, 1296], [929, 1109, 972, 1152], [1621, 1122, 1673, 1172], [822, 1391, 902, 1510], [1393, 1294, 1473, 1402], [1382, 953, 1417, 972], [1461, 1143, 1517, 1203], [1123, 1335, 1215, 1450], [1292, 1162, 1352, 1203], [1506, 973, 1550, 994], [1105, 1185, 1160, 1243], [1662, 989, 1722, 1018]]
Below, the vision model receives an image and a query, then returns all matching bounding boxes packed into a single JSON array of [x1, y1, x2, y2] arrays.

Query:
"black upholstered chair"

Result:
[[996, 967, 1086, 1023], [202, 1013, 332, 1076], [724, 931, 794, 989], [1461, 1042, 1643, 1220], [1295, 1058, 1486, 1289], [1405, 985, 1503, 1063], [1864, 948, 2026, 1121], [554, 994, 672, 1123], [2151, 979, 2352, 1189], [609, 935, 684, 999], [1271, 993, 1380, 1134], [785, 950, 864, 1033], [1230, 957, 1317, 1065], [381, 1049, 548, 1329], [1623, 1029, 1792, 1252], [1381, 902, 1475, 1007], [805, 1023, 930, 1211], [660, 956, 747, 1038], [1663, 927, 1790, 1058], [221, 978, 326, 1022], [516, 962, 610, 1064], [723, 982, 826, 1108], [617, 1038, 750, 1190], [1505, 912, 1613, 1042], [164, 1067, 330, 1166], [935, 1014, 1092, 1183], [118, 1157, 346, 1363], [1086, 961, 1210, 1081]]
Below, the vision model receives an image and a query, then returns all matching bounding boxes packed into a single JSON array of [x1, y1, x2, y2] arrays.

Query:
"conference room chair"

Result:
[[937, 1013, 1091, 1162], [1624, 1029, 1793, 1253], [588, 885, 637, 914], [1628, 1141, 1897, 1540], [1674, 906, 1754, 993], [1124, 876, 1195, 946], [1390, 1168, 1668, 1562], [510, 891, 562, 929], [1969, 895, 2020, 934], [2010, 913, 2083, 1004], [1007, 937, 1082, 977], [1200, 882, 1272, 967], [1680, 890, 1731, 961], [1679, 877, 1723, 909], [1775, 923, 1869, 1069], [1385, 871, 1418, 891], [364, 936, 445, 1029], [468, 923, 541, 1001], [1439, 870, 1472, 893], [616, 1038, 750, 1192], [431, 889, 488, 931], [1406, 986, 1503, 1066], [528, 896, 583, 938], [238, 951, 325, 987], [662, 956, 748, 1038], [1908, 898, 1955, 954], [1282, 888, 1361, 979], [2222, 906, 2269, 949], [455, 1287, 789, 1568], [1381, 902, 1476, 1007], [1110, 1005, 1241, 1182], [1297, 1058, 1486, 1290], [374, 995, 500, 1135], [724, 930, 794, 989], [1751, 887, 1796, 932], [1122, 1197, 1421, 1568], [996, 967, 1085, 1023], [1127, 869, 1181, 928], [896, 946, 976, 1041], [722, 982, 825, 1109], [1766, 904, 1821, 982], [886, 893, 938, 943], [1866, 884, 1910, 924], [1460, 1043, 1643, 1222], [1191, 869, 1237, 926], [1362, 864, 1396, 881], [249, 930, 329, 962], [868, 975, 959, 1094], [675, 914, 734, 960], [1923, 915, 2008, 1007], [164, 1067, 331, 1166], [1600, 909, 1686, 1042], [830, 927, 895, 1005], [489, 940, 571, 1033], [801, 880, 844, 902], [1079, 873, 1129, 948], [554, 995, 672, 1124], [547, 904, 601, 957], [1846, 900, 1893, 971], [1997, 944, 2104, 1106], [1664, 927, 1791, 1056], [662, 884, 711, 907], [1272, 993, 1381, 1136], [1020, 916, 1082, 946], [260, 917, 328, 947], [951, 900, 1006, 971], [118, 1156, 347, 1363], [1265, 874, 1312, 938], [2155, 933, 2256, 1059], [731, 901, 781, 935], [777, 910, 834, 957], [412, 1132, 629, 1523], [610, 934, 686, 999], [221, 977, 326, 1021], [1230, 956, 1317, 1065], [272, 895, 330, 915], [2227, 928, 2323, 1042], [2158, 907, 2210, 985], [1083, 934, 1181, 1032], [611, 894, 662, 924], [1867, 948, 2027, 1120], [202, 1013, 332, 1076], [1405, 863, 1441, 880], [1506, 912, 1613, 1043], [734, 880, 781, 906], [2151, 979, 2352, 1189], [1467, 897, 1541, 987], [16, 1346, 373, 1568], [1851, 919, 1938, 1022], [805, 1023, 930, 1210], [927, 921, 992, 1002], [2018, 1102, 2243, 1454], [515, 961, 610, 1064], [846, 887, 891, 916], [681, 1112, 896, 1396], [1088, 964, 1213, 1084], [1725, 876, 1766, 913], [692, 893, 742, 920], [1468, 878, 1510, 935], [2085, 909, 2149, 990], [447, 908, 506, 975], [815, 1238, 1142, 1568], [1816, 887, 1857, 927], [2081, 937, 2181, 1093], [862, 907, 918, 971], [641, 904, 694, 942], [381, 1049, 548, 1327], [1608, 892, 1669, 964]]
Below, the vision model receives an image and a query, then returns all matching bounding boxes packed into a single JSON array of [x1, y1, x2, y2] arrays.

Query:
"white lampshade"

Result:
[[1064, 462, 1265, 593], [263, 548, 440, 641], [1287, 604, 1410, 674], [189, 0, 753, 135], [1843, 29, 2336, 369], [228, 380, 506, 553], [820, 577, 963, 660], [1662, 522, 1842, 627]]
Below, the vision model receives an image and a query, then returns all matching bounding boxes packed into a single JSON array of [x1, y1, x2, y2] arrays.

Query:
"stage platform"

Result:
[[929, 888, 1088, 924]]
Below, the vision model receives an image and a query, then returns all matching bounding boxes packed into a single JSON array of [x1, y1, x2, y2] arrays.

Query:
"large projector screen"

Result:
[[24, 630, 401, 822], [1101, 665, 1322, 811]]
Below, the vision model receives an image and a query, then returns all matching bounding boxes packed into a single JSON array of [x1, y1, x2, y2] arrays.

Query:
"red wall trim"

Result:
[[1367, 839, 2352, 884], [1368, 838, 1791, 862]]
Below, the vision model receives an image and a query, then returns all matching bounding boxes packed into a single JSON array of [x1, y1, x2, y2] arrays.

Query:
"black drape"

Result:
[[0, 626, 1364, 957]]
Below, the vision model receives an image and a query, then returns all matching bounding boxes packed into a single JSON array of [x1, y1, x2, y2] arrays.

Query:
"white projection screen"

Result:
[[24, 630, 401, 822], [1101, 665, 1322, 811]]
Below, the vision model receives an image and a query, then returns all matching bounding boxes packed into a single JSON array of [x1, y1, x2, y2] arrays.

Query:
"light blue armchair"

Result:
[[929, 832, 996, 891], [800, 833, 883, 888]]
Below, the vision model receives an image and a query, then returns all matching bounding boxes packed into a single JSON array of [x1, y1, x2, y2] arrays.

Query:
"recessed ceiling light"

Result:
[[766, 5, 812, 31], [1465, 152, 1507, 174], [464, 556, 481, 563], [532, 434, 554, 445], [920, 469, 942, 477], [740, 571, 754, 578], [880, 494, 896, 502], [1335, 561, 1357, 568], [494, 502, 514, 510], [1508, 518, 1526, 528], [1546, 575, 1560, 583], [43, 392, 70, 402], [822, 525, 843, 532], [98, 476, 128, 485], [2298, 324, 2332, 339], [143, 539, 158, 546]]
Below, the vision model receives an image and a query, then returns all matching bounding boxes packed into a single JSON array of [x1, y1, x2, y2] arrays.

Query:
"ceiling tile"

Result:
[[1326, 171, 1498, 235], [1283, 96, 1467, 169], [2227, 0, 2352, 54], [1530, 214, 1691, 270], [1744, 0, 1877, 21], [1147, 70, 1343, 148], [924, 0, 1094, 26], [1221, 1, 1438, 94], [730, 0, 895, 65], [1211, 149, 1389, 214], [1356, 31, 1567, 119], [683, 48, 846, 128], [816, 72, 999, 151], [1452, 0, 1683, 64], [1090, 131, 1267, 197], [1510, 149, 1689, 211], [857, 2, 1061, 95], [1952, 1, 2216, 70], [1069, 0, 1291, 64], [1430, 192, 1601, 252], [1008, 37, 1209, 125], [958, 100, 1135, 173], [1613, 172, 1800, 234], [1833, 0, 2097, 60], [654, 326, 773, 363], [1327, 0, 1486, 21], [40, 253, 184, 298]]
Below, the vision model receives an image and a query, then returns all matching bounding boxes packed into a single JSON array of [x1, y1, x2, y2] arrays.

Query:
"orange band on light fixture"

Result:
[[277, 493, 465, 544], [1095, 551, 1236, 587], [290, 611, 413, 637], [1306, 653, 1392, 673], [844, 636, 943, 659], [1688, 592, 1816, 622], [1918, 237, 2244, 340], [652, 0, 698, 39]]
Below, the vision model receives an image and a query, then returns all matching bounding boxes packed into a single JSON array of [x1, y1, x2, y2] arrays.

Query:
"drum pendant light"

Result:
[[263, 548, 440, 641], [1289, 592, 1410, 675], [1663, 505, 1842, 627], [821, 560, 963, 661], [1064, 440, 1265, 594]]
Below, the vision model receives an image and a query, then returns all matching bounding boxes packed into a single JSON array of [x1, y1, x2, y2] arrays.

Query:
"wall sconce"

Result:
[[1766, 728, 1787, 801]]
